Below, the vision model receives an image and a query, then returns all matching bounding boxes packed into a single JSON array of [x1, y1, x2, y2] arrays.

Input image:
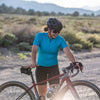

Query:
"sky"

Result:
[[24, 0, 100, 8]]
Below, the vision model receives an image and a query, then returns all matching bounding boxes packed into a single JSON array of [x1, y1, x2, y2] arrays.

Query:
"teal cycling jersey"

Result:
[[33, 32, 68, 67]]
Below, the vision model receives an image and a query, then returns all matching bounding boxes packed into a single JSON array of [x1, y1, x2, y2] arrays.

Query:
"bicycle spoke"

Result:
[[0, 86, 32, 100], [62, 85, 99, 100], [16, 92, 27, 100]]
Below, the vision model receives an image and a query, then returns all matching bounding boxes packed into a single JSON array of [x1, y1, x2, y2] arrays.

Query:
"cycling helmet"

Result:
[[47, 18, 62, 32]]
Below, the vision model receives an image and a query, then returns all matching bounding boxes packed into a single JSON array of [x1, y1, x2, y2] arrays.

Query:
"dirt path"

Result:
[[0, 49, 100, 89]]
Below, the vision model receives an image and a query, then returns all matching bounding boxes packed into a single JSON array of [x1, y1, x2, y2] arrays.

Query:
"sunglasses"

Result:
[[50, 29, 60, 34]]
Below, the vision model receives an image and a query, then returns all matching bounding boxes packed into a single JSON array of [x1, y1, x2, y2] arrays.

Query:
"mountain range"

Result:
[[82, 6, 100, 11], [0, 0, 100, 15]]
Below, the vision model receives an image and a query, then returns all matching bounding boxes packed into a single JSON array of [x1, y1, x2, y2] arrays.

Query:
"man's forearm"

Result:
[[63, 47, 76, 63], [31, 45, 38, 64], [31, 52, 36, 64], [67, 51, 76, 63]]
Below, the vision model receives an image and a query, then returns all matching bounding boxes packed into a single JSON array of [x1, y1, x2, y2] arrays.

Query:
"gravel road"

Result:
[[0, 49, 100, 89]]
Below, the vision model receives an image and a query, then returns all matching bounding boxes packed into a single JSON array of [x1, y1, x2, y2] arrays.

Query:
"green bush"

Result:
[[24, 52, 31, 57], [3, 33, 17, 41], [2, 39, 12, 47], [70, 43, 83, 51], [63, 32, 82, 44], [76, 32, 85, 38], [87, 36, 100, 44], [16, 42, 32, 51], [17, 53, 27, 60], [94, 44, 100, 48], [62, 31, 93, 50], [0, 37, 2, 46], [81, 40, 93, 50], [1, 33, 17, 47]]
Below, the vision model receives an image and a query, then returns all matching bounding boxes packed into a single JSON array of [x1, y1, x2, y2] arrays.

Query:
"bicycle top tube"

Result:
[[35, 72, 66, 86], [20, 63, 80, 86]]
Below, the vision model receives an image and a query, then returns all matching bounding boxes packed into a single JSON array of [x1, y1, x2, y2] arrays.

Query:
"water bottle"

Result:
[[47, 86, 55, 98]]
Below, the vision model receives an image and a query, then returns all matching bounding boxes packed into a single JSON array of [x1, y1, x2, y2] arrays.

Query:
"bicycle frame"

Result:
[[27, 71, 80, 100], [1, 64, 100, 100]]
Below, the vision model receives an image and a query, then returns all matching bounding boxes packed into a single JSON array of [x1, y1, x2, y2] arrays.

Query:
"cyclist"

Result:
[[31, 17, 82, 100]]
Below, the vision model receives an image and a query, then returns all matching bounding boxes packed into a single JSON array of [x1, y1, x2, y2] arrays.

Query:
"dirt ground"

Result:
[[0, 48, 100, 89]]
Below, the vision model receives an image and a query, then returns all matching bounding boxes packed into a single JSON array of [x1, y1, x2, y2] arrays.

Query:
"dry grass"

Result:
[[0, 14, 100, 50]]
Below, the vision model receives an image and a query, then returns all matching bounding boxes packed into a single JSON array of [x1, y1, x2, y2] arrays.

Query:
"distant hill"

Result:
[[82, 6, 100, 11], [95, 10, 100, 15], [0, 0, 100, 15]]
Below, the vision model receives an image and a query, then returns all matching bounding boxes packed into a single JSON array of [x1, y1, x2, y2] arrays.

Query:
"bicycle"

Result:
[[0, 63, 100, 100]]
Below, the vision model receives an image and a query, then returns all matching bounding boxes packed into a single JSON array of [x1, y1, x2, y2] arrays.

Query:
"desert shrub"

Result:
[[17, 52, 31, 59], [94, 44, 100, 48], [80, 40, 93, 50], [82, 27, 100, 34], [16, 34, 35, 45], [87, 35, 100, 44], [12, 25, 40, 36], [1, 33, 17, 47], [16, 42, 31, 51], [24, 52, 31, 57], [0, 30, 4, 36], [2, 39, 12, 47], [3, 33, 17, 41], [81, 27, 89, 33], [76, 32, 85, 38], [89, 29, 100, 34], [63, 31, 82, 44], [11, 25, 39, 44], [70, 43, 83, 51], [27, 18, 37, 24], [0, 37, 2, 46], [62, 31, 93, 50], [88, 37, 97, 44], [17, 53, 27, 60]]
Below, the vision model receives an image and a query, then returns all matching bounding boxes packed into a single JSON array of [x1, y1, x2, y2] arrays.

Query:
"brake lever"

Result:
[[71, 66, 74, 73], [80, 66, 83, 72], [70, 63, 75, 73]]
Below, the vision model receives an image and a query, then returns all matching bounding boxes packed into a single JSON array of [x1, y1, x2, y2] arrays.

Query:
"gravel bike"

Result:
[[0, 63, 100, 100]]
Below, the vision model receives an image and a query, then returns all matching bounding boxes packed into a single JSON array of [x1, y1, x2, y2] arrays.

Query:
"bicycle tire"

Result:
[[58, 80, 100, 100], [0, 81, 35, 100]]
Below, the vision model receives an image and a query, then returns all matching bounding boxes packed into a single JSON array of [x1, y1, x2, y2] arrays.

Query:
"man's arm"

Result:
[[31, 45, 39, 67], [63, 47, 76, 63]]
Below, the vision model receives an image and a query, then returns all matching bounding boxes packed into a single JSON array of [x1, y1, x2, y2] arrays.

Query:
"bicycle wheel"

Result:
[[59, 80, 100, 100], [0, 81, 35, 100]]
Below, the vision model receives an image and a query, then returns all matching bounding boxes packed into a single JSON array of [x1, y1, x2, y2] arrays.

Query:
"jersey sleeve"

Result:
[[33, 33, 41, 47], [61, 37, 68, 49]]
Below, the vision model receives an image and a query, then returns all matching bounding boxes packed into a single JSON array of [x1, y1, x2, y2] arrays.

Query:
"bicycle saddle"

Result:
[[20, 66, 32, 75]]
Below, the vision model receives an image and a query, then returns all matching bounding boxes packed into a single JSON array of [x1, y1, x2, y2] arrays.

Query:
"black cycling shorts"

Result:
[[35, 65, 60, 85]]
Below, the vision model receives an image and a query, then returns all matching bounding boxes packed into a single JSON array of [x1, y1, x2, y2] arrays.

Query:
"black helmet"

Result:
[[47, 18, 62, 32]]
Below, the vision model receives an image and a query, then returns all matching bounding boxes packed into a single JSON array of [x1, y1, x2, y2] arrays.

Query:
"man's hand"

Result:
[[73, 62, 83, 72], [30, 62, 39, 68]]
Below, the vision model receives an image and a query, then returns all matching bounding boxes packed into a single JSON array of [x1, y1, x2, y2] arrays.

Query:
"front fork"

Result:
[[66, 77, 80, 100]]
